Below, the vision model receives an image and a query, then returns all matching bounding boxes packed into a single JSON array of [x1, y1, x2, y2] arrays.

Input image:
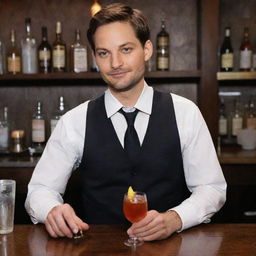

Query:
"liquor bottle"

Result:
[[52, 21, 66, 72], [7, 29, 21, 74], [32, 101, 45, 152], [0, 40, 6, 74], [239, 27, 252, 71], [38, 26, 52, 73], [21, 18, 38, 74], [70, 29, 88, 73], [231, 99, 243, 139], [219, 98, 228, 140], [50, 96, 66, 133], [245, 98, 256, 129], [220, 27, 234, 72], [0, 107, 9, 151], [156, 19, 169, 71]]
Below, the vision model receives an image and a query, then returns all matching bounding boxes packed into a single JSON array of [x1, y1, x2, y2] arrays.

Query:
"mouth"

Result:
[[108, 70, 128, 78]]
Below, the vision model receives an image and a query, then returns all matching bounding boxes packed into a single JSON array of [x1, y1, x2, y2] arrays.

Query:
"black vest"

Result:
[[79, 90, 190, 224]]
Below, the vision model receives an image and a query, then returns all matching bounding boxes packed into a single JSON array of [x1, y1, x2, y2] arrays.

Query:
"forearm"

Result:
[[171, 184, 226, 231], [25, 187, 64, 224]]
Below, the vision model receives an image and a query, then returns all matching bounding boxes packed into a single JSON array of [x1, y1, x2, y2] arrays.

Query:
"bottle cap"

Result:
[[56, 22, 62, 34], [25, 18, 31, 24]]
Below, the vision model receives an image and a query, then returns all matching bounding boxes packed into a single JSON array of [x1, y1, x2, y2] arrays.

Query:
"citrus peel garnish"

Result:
[[127, 186, 135, 200]]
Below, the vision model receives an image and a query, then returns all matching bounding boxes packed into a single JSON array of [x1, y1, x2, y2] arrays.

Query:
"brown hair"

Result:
[[87, 3, 150, 52]]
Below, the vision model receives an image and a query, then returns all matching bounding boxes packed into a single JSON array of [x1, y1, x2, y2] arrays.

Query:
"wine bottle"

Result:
[[70, 29, 88, 73], [239, 27, 252, 71], [220, 27, 234, 72], [32, 101, 45, 152], [38, 26, 52, 73], [219, 98, 228, 140], [0, 40, 6, 74], [245, 98, 256, 129], [50, 96, 66, 133], [156, 19, 169, 71], [52, 21, 66, 72], [231, 99, 243, 140], [7, 29, 21, 74], [21, 18, 38, 74], [0, 107, 9, 151]]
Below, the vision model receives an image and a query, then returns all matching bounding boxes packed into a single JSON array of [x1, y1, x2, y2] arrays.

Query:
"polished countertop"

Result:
[[1, 224, 256, 256]]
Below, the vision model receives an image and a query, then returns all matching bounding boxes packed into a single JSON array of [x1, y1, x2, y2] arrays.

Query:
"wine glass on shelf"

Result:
[[123, 190, 148, 247]]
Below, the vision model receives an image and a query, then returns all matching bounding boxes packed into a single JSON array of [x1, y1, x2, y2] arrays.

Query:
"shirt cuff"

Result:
[[26, 192, 63, 224], [169, 202, 209, 231]]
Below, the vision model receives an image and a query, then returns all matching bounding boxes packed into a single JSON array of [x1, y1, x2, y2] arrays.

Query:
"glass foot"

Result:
[[124, 237, 144, 247]]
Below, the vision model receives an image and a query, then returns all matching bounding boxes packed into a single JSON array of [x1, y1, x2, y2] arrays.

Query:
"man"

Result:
[[25, 3, 226, 241]]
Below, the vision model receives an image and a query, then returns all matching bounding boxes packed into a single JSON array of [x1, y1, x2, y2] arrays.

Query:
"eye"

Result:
[[121, 47, 132, 54], [97, 50, 109, 58]]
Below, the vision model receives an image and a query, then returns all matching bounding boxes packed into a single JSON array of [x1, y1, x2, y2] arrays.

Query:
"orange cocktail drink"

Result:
[[123, 193, 147, 223], [123, 188, 148, 247]]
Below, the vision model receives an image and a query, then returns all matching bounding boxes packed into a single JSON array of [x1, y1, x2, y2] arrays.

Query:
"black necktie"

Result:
[[120, 109, 141, 162]]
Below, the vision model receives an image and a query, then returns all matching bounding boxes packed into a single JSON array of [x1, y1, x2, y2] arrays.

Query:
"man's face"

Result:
[[93, 21, 152, 92]]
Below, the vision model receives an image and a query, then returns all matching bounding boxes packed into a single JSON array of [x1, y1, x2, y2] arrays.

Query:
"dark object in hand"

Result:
[[73, 230, 83, 239]]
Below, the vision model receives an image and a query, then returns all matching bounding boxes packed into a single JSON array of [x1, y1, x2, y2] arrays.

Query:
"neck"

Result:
[[109, 82, 144, 107]]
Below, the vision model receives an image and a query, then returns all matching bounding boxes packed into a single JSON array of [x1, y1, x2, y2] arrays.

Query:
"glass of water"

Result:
[[0, 180, 16, 234]]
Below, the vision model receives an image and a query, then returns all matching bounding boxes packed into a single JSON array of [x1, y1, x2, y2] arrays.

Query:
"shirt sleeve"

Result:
[[25, 103, 87, 224], [171, 96, 227, 231]]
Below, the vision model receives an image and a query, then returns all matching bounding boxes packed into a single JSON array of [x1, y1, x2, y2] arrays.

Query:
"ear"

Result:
[[144, 40, 153, 62]]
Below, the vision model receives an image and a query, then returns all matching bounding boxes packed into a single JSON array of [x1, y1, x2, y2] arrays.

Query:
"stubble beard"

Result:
[[102, 66, 145, 93]]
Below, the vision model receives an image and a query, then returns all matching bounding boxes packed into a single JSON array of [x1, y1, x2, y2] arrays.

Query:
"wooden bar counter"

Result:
[[1, 224, 256, 255]]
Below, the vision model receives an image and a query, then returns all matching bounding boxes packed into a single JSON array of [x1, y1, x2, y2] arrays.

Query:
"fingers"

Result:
[[45, 203, 88, 238], [45, 220, 58, 238], [128, 210, 181, 241], [73, 214, 90, 231]]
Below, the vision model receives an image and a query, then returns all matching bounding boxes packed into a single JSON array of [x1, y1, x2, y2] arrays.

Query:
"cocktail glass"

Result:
[[123, 191, 148, 247]]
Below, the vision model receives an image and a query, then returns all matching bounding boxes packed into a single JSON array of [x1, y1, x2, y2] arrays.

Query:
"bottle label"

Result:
[[232, 117, 243, 136], [50, 119, 59, 133], [39, 50, 51, 60], [221, 53, 234, 68], [74, 49, 88, 72], [53, 46, 65, 68], [247, 117, 256, 129], [240, 49, 252, 69], [32, 119, 45, 142], [157, 56, 169, 70], [0, 126, 8, 149], [219, 118, 227, 135], [157, 36, 169, 47], [7, 57, 21, 73]]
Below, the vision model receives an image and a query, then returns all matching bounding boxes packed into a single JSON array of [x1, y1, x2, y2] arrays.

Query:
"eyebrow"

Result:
[[95, 42, 136, 51]]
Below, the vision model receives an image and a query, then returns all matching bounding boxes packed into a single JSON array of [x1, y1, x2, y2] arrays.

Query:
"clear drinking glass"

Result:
[[0, 180, 16, 234], [123, 191, 148, 247]]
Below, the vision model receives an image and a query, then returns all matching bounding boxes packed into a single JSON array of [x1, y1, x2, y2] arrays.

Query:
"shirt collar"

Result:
[[104, 81, 153, 118]]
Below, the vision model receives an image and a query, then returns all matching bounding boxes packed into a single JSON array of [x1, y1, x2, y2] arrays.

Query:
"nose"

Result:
[[111, 52, 123, 69]]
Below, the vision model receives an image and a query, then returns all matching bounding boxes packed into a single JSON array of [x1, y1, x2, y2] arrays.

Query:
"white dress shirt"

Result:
[[25, 82, 226, 231]]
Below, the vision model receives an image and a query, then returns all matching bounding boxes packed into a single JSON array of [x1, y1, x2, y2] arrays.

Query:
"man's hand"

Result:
[[127, 210, 182, 241], [45, 203, 89, 238]]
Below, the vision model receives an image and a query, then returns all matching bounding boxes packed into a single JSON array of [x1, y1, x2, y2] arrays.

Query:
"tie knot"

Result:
[[120, 109, 138, 126]]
